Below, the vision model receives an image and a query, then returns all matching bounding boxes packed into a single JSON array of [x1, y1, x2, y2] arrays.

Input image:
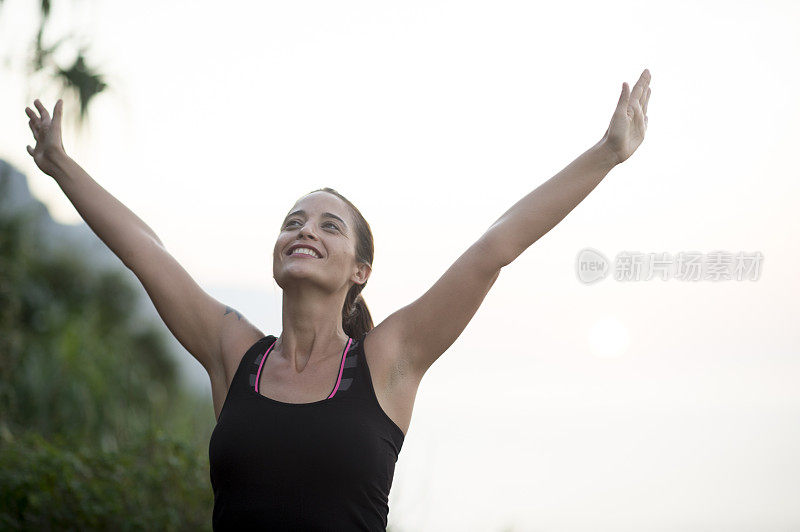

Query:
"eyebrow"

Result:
[[284, 210, 348, 229]]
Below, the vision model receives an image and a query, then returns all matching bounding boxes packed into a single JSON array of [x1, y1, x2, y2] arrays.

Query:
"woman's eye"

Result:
[[284, 219, 338, 231]]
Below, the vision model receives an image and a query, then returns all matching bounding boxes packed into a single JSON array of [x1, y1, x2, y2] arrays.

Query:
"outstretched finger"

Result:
[[630, 69, 650, 108], [639, 79, 649, 109], [34, 99, 50, 122], [28, 119, 39, 139], [616, 82, 630, 113], [25, 107, 38, 121], [642, 87, 651, 115], [53, 99, 63, 126]]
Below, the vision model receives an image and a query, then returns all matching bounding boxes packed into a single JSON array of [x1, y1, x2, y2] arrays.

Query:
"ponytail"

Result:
[[342, 282, 373, 340]]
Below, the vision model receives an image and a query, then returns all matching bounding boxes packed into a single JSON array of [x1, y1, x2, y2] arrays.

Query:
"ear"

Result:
[[352, 261, 371, 286]]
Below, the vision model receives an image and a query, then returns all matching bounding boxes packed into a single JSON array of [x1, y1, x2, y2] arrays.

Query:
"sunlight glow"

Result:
[[588, 316, 631, 359]]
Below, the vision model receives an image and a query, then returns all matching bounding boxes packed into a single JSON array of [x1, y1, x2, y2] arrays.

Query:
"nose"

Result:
[[297, 224, 318, 241]]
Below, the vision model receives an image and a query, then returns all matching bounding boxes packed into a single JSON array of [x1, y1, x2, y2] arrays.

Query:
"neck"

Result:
[[278, 284, 349, 373]]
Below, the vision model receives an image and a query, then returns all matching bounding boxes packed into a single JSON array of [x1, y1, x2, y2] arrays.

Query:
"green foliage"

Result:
[[1, 0, 108, 128], [0, 430, 212, 531], [0, 178, 215, 528]]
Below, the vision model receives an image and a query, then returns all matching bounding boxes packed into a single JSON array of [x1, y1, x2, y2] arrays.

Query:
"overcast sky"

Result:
[[2, 0, 799, 530]]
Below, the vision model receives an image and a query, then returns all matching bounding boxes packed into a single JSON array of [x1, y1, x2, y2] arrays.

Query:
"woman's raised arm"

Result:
[[366, 69, 652, 378], [485, 68, 652, 267], [25, 99, 163, 267], [24, 99, 257, 392]]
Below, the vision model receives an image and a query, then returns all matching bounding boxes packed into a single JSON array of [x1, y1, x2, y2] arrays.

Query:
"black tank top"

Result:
[[208, 331, 405, 531]]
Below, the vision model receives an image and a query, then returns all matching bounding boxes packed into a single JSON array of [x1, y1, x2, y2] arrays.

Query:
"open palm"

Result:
[[604, 69, 652, 164], [25, 98, 66, 178]]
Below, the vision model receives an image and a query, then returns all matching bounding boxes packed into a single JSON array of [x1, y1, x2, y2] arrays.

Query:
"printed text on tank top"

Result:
[[252, 337, 352, 405]]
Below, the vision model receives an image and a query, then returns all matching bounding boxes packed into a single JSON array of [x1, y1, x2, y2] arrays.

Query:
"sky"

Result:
[[2, 0, 800, 530]]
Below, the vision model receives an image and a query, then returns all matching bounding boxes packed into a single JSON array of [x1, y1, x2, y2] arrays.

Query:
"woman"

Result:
[[24, 68, 651, 530]]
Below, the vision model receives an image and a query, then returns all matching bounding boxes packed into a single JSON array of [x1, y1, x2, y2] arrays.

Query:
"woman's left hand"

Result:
[[602, 68, 651, 165]]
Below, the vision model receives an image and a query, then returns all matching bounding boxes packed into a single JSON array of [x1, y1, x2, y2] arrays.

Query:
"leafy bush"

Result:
[[0, 429, 212, 531], [1, 166, 216, 529]]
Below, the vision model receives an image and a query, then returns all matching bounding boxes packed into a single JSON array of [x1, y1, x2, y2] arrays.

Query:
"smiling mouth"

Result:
[[287, 248, 322, 258]]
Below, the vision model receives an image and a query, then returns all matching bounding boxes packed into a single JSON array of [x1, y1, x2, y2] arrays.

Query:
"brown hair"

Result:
[[303, 187, 374, 339]]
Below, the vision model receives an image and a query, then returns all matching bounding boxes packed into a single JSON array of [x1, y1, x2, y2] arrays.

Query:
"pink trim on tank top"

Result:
[[328, 337, 352, 398], [254, 337, 353, 399], [254, 339, 278, 394]]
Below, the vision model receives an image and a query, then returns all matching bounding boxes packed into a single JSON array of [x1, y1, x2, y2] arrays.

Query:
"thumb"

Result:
[[26, 145, 33, 156]]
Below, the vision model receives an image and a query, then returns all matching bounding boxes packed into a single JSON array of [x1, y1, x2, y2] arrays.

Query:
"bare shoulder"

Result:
[[362, 318, 422, 436], [219, 309, 266, 385], [209, 309, 265, 421], [363, 321, 417, 390]]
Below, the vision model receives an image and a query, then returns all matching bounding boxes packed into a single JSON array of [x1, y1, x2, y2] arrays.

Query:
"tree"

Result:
[[1, 0, 108, 128], [1, 5, 217, 528], [0, 169, 216, 530]]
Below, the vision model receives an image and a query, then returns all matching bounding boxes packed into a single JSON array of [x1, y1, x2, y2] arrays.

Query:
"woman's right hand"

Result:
[[25, 98, 67, 178]]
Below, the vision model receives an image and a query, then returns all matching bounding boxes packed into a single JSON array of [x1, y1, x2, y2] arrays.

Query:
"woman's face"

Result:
[[273, 191, 366, 294]]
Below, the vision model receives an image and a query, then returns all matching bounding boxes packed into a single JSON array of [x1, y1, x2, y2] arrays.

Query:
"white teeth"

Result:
[[289, 247, 320, 258]]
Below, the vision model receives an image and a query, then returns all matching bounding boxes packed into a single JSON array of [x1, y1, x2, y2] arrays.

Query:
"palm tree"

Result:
[[1, 0, 108, 128]]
